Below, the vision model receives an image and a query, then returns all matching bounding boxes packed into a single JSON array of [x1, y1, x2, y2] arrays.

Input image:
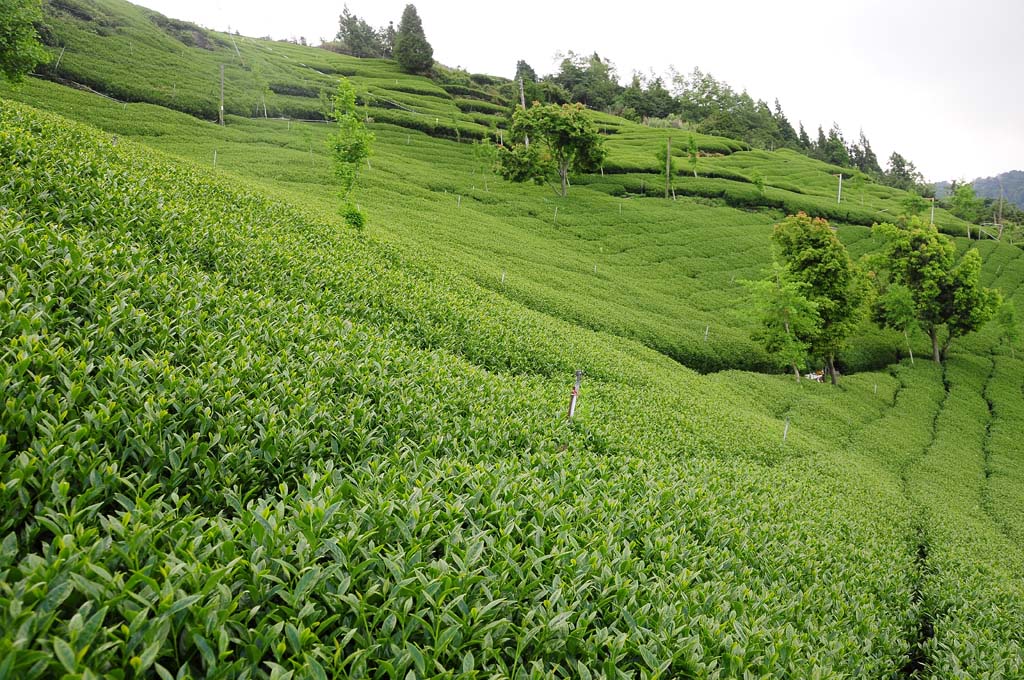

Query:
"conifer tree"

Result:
[[797, 122, 812, 150], [394, 4, 433, 74]]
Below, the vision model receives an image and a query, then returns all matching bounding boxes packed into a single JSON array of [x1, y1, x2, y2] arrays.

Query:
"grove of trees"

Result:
[[751, 210, 1004, 380], [329, 4, 433, 75]]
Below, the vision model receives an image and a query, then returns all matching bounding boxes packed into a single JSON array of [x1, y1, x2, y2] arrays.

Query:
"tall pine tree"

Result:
[[394, 4, 433, 74]]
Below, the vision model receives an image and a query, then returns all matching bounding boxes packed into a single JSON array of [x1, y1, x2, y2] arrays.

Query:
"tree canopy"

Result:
[[871, 218, 1001, 362], [0, 0, 50, 83], [498, 103, 606, 197], [770, 213, 868, 383], [394, 4, 433, 74], [744, 262, 821, 381], [328, 79, 374, 226], [335, 6, 385, 58]]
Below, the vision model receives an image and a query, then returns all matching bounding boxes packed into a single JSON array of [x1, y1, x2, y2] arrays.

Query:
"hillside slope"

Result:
[[2, 0, 1024, 676]]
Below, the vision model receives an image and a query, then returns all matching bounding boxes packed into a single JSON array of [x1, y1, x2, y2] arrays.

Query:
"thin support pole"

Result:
[[567, 370, 583, 420], [219, 64, 225, 126]]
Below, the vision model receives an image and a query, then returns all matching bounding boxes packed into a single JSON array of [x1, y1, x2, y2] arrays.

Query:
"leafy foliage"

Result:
[[328, 78, 374, 209], [499, 102, 606, 196], [334, 5, 391, 58], [872, 218, 1001, 362], [0, 0, 50, 82], [744, 263, 821, 378], [772, 213, 869, 383]]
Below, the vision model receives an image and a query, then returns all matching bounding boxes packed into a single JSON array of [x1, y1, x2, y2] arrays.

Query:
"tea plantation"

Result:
[[1, 0, 1024, 677]]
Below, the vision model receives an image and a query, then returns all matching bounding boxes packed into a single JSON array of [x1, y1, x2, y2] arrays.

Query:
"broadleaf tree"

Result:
[[871, 217, 1001, 362], [771, 212, 868, 384], [328, 78, 374, 227], [0, 0, 50, 83], [498, 102, 606, 197], [744, 261, 821, 381]]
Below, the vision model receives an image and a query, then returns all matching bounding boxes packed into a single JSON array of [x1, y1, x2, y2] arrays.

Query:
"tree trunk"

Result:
[[827, 354, 838, 385], [559, 163, 568, 197], [929, 327, 941, 363], [792, 363, 801, 382], [941, 335, 954, 362], [904, 328, 914, 365]]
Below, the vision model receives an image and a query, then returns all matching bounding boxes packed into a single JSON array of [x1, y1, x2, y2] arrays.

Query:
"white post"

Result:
[[930, 197, 935, 225], [500, 271, 505, 284], [457, 195, 461, 208], [704, 325, 709, 341], [213, 149, 217, 166], [836, 174, 843, 203], [567, 370, 583, 419], [553, 206, 558, 224], [783, 417, 790, 444]]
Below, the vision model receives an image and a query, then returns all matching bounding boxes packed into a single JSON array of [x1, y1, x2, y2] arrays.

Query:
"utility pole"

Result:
[[219, 64, 225, 126], [834, 173, 843, 203]]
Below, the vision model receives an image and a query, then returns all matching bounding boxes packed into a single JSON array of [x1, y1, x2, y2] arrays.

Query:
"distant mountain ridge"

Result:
[[935, 169, 1024, 208], [973, 170, 1024, 209]]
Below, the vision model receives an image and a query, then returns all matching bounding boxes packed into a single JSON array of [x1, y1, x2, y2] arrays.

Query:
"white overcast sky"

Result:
[[134, 0, 1022, 182]]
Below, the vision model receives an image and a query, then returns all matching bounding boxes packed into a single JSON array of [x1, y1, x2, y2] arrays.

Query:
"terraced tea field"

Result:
[[2, 0, 1024, 676]]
